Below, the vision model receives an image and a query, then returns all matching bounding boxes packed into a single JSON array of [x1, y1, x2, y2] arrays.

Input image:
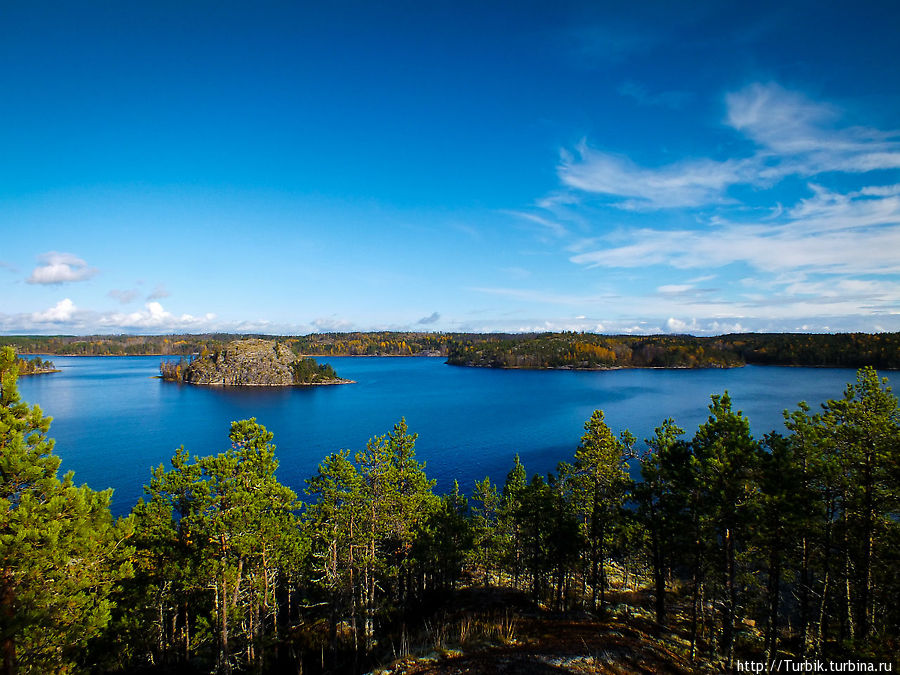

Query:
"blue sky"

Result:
[[2, 1, 899, 335]]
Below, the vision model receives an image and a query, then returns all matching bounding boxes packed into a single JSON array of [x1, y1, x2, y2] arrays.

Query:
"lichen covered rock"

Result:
[[163, 338, 348, 386]]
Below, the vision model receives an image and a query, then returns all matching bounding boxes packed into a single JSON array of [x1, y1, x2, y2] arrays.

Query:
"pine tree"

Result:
[[781, 401, 830, 657], [420, 481, 472, 593], [471, 476, 501, 585], [0, 346, 134, 675], [305, 449, 365, 652], [310, 418, 439, 652], [499, 455, 527, 588], [753, 431, 813, 668], [635, 418, 688, 631], [691, 392, 760, 669], [801, 367, 900, 648], [136, 418, 303, 673], [569, 410, 633, 611]]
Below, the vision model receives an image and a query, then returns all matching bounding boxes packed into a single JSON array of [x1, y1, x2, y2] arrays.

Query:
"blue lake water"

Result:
[[16, 356, 893, 516]]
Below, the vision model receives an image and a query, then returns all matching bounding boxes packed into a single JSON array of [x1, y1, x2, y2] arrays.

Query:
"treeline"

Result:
[[2, 334, 232, 356], [723, 332, 900, 369], [3, 333, 456, 358], [446, 333, 745, 369], [446, 332, 900, 370], [5, 331, 899, 369], [1, 345, 898, 674], [290, 332, 454, 356]]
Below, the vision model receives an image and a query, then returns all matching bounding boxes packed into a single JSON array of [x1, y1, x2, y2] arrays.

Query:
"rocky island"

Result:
[[159, 338, 352, 386]]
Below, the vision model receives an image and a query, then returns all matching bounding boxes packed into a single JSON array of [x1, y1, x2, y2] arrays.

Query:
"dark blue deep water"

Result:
[[16, 356, 893, 516]]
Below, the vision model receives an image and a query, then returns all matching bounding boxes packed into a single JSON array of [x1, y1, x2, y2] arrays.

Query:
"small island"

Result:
[[159, 338, 352, 386], [16, 355, 60, 375]]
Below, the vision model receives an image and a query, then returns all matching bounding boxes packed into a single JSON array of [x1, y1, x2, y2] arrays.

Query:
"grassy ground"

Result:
[[369, 584, 702, 675]]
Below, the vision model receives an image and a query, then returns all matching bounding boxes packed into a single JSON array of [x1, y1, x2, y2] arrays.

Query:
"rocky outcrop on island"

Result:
[[160, 338, 351, 386]]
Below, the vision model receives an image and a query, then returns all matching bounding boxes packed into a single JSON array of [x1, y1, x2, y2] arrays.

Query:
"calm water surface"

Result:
[[17, 356, 892, 515]]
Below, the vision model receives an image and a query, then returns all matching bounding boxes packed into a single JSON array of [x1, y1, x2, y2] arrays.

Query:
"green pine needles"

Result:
[[0, 347, 134, 674]]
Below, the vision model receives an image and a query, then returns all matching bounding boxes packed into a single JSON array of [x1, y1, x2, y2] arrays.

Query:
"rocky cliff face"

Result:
[[176, 339, 346, 386]]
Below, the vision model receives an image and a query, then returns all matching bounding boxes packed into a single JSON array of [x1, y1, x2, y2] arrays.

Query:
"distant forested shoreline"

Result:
[[3, 330, 899, 370]]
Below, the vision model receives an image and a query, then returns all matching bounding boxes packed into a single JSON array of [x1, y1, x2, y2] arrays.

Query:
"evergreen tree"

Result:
[[753, 431, 811, 668], [305, 449, 366, 652], [634, 418, 688, 631], [499, 455, 527, 588], [569, 410, 633, 611], [420, 481, 472, 593], [0, 346, 134, 675], [307, 419, 438, 652], [691, 393, 760, 669], [135, 418, 303, 673], [798, 367, 900, 649], [470, 476, 501, 585], [781, 401, 830, 657]]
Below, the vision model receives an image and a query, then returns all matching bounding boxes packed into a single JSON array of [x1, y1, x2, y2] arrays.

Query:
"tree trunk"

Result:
[[841, 509, 855, 643], [689, 529, 702, 662], [221, 576, 231, 673], [816, 570, 830, 654], [1, 571, 16, 675], [650, 520, 666, 631], [765, 548, 781, 670], [721, 526, 736, 669], [859, 444, 874, 640], [598, 521, 606, 611], [799, 535, 810, 657]]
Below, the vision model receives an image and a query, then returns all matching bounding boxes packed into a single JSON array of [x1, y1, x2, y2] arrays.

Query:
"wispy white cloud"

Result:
[[725, 83, 900, 175], [559, 144, 751, 209], [859, 184, 900, 197], [658, 284, 695, 294], [26, 252, 98, 284], [540, 83, 900, 332], [558, 83, 900, 213], [570, 185, 900, 276], [504, 210, 569, 237], [787, 184, 900, 232]]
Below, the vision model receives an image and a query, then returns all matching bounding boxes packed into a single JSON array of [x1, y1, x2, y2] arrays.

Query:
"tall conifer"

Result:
[[0, 346, 133, 674]]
